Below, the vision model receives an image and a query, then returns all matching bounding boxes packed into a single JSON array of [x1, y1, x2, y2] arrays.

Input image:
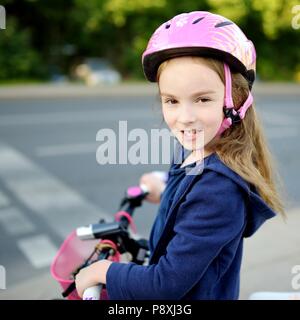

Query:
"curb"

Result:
[[0, 82, 299, 100]]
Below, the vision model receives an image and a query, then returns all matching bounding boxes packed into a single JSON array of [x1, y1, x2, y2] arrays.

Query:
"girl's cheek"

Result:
[[206, 107, 223, 124], [200, 115, 223, 134], [200, 113, 218, 126], [163, 112, 177, 128], [161, 107, 169, 123]]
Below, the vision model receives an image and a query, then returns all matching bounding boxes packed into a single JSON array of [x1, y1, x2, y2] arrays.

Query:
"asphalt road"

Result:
[[0, 83, 299, 299]]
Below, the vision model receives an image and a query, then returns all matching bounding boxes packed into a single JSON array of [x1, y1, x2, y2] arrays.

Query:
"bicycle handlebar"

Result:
[[81, 184, 149, 300], [76, 184, 149, 240]]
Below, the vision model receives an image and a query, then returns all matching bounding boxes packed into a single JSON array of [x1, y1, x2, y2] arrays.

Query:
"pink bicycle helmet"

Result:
[[142, 11, 256, 135]]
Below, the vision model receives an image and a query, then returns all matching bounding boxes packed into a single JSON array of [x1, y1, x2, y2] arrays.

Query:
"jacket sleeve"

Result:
[[106, 170, 246, 299]]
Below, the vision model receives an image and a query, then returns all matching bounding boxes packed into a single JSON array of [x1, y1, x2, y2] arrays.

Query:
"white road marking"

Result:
[[36, 142, 97, 157], [0, 111, 106, 126], [0, 110, 149, 126], [0, 191, 10, 208], [17, 235, 58, 269], [34, 125, 298, 159], [0, 207, 36, 236], [0, 142, 112, 238], [0, 142, 144, 270]]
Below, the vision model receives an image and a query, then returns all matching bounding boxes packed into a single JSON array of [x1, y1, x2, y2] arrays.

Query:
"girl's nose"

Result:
[[177, 103, 197, 124]]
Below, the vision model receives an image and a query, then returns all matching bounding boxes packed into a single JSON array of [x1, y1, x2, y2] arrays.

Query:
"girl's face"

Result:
[[158, 57, 224, 156]]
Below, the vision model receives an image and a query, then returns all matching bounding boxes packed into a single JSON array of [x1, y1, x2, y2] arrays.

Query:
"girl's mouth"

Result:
[[180, 129, 203, 141]]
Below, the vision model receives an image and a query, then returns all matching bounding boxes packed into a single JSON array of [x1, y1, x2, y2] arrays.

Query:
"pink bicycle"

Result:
[[51, 185, 150, 300]]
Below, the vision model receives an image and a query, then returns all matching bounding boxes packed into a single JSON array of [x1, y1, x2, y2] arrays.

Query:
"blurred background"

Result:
[[0, 0, 300, 83], [0, 0, 300, 300]]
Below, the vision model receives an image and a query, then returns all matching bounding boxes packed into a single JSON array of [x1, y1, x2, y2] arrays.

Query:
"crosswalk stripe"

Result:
[[0, 207, 36, 236], [36, 142, 97, 157], [0, 142, 143, 270], [17, 235, 58, 269], [0, 191, 10, 208], [0, 110, 149, 126], [0, 142, 112, 239]]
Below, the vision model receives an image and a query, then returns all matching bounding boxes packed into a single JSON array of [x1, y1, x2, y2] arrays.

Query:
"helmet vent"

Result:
[[192, 17, 205, 24], [165, 24, 171, 29], [215, 21, 233, 28]]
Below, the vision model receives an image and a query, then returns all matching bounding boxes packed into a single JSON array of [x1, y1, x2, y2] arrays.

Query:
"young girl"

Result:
[[75, 11, 285, 300]]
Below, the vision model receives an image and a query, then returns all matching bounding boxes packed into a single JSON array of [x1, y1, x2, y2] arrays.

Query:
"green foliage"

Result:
[[0, 18, 48, 80], [1, 0, 299, 82]]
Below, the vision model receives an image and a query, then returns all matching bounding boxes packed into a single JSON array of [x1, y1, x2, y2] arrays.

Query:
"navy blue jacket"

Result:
[[106, 153, 276, 300]]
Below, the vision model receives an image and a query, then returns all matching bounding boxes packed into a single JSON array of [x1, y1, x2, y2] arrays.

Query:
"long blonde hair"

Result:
[[157, 57, 286, 217]]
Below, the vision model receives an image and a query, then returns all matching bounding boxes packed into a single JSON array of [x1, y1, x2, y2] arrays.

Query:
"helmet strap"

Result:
[[216, 64, 253, 137], [224, 63, 234, 108]]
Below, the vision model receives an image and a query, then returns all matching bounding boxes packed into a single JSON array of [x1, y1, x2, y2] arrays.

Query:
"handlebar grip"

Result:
[[82, 284, 103, 300], [139, 183, 149, 194]]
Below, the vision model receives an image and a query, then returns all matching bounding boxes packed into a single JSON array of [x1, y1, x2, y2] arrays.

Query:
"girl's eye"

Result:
[[196, 97, 211, 103], [164, 98, 178, 105]]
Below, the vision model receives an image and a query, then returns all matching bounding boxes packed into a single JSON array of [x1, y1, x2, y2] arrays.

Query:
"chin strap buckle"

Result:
[[223, 107, 241, 125]]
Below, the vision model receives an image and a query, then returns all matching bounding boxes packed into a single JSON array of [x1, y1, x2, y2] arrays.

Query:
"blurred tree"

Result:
[[207, 0, 300, 80], [69, 0, 210, 78], [0, 17, 47, 81], [0, 0, 299, 82]]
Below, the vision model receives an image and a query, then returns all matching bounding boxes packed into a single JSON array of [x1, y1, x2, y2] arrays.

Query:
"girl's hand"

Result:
[[75, 260, 112, 298], [140, 172, 166, 204]]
